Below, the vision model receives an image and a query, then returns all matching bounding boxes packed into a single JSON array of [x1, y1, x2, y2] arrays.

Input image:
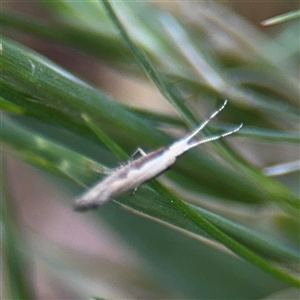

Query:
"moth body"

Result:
[[74, 100, 242, 212], [74, 147, 177, 211]]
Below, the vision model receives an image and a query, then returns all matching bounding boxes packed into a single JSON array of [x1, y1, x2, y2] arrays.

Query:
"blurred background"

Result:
[[1, 1, 299, 299]]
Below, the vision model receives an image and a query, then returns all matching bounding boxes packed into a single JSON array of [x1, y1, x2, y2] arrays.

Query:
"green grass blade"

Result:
[[101, 0, 198, 126], [1, 2, 299, 291], [1, 161, 36, 300], [1, 116, 106, 184], [116, 181, 300, 287], [261, 10, 300, 26]]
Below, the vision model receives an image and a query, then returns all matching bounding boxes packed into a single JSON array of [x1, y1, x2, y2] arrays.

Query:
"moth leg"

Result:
[[129, 148, 146, 197], [131, 147, 147, 158], [131, 186, 139, 197]]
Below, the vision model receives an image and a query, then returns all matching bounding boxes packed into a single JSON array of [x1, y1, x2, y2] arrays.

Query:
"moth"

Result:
[[74, 100, 242, 211]]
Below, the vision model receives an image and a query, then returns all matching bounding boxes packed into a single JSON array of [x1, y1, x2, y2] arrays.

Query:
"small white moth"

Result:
[[74, 100, 242, 211]]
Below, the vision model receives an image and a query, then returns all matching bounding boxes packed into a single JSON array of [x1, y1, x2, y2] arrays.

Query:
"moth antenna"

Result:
[[187, 123, 243, 149], [183, 100, 228, 143]]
